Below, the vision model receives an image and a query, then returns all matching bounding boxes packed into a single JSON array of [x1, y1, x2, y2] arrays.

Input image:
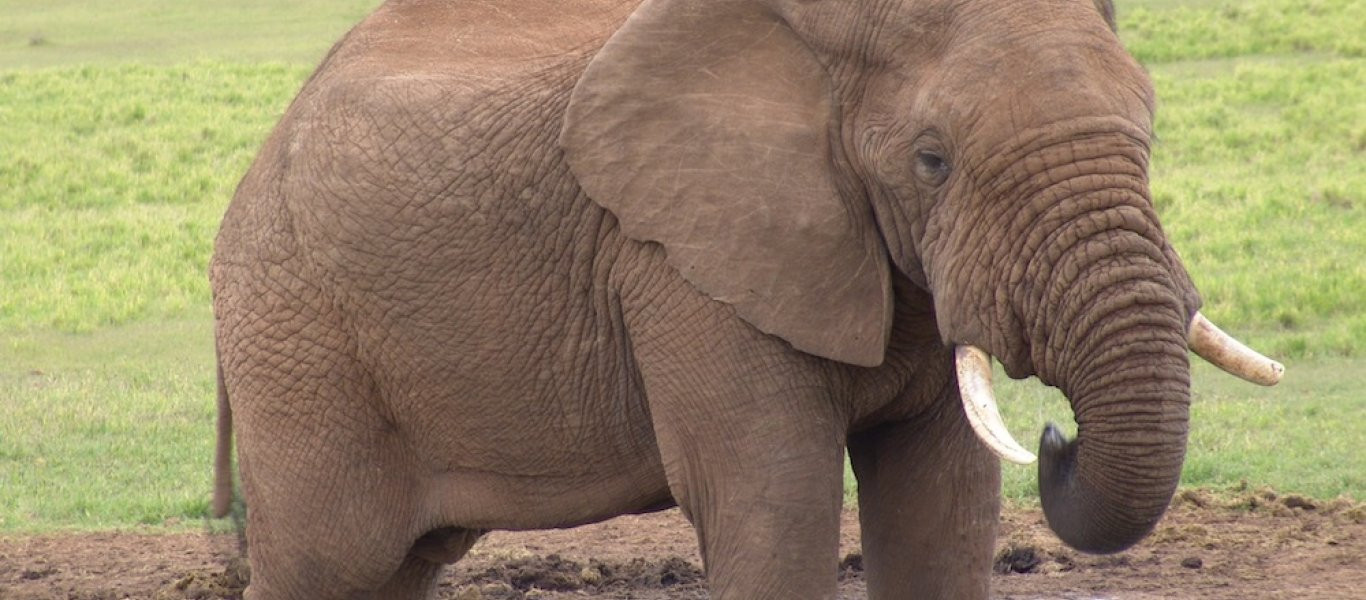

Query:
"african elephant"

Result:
[[208, 0, 1283, 598]]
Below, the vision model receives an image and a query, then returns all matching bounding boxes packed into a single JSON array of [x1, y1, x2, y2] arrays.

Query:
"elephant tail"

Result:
[[211, 358, 235, 518]]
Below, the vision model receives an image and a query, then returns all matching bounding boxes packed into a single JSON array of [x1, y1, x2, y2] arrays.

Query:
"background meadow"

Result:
[[1, 0, 1361, 532]]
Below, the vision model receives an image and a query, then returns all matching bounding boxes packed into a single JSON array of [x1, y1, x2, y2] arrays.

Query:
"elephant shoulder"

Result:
[[270, 0, 638, 180], [219, 1, 636, 265]]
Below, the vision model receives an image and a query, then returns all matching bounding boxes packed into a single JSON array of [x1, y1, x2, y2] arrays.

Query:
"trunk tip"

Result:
[[1041, 422, 1068, 453], [1037, 423, 1167, 555], [1038, 422, 1078, 487]]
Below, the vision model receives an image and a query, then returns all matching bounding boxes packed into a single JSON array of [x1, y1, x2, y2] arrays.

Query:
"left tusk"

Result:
[[955, 345, 1037, 465], [1188, 312, 1284, 386]]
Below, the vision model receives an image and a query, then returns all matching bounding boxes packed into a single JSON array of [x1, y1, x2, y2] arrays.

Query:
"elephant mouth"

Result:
[[954, 311, 1282, 466]]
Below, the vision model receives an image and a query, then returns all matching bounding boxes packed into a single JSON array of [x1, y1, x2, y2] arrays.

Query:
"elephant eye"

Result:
[[915, 150, 951, 186]]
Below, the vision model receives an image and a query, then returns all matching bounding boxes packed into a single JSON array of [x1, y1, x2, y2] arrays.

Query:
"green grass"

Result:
[[0, 0, 380, 69], [1150, 57, 1366, 359], [1122, 0, 1365, 62], [995, 360, 1366, 502], [2, 0, 1363, 531], [0, 63, 311, 332], [0, 318, 216, 531]]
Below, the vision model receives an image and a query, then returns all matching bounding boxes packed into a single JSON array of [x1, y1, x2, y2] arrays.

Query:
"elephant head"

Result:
[[561, 0, 1281, 554]]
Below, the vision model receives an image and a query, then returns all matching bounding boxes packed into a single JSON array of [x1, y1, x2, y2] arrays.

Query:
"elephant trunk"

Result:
[[946, 127, 1279, 554], [934, 126, 1266, 553], [1035, 275, 1192, 554], [1003, 163, 1195, 552]]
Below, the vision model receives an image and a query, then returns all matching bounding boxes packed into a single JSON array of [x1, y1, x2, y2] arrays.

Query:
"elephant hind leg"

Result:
[[376, 557, 445, 598], [368, 528, 481, 598], [410, 526, 484, 564]]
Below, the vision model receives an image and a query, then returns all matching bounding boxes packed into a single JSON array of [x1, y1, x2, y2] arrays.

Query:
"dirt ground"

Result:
[[2, 488, 1362, 599]]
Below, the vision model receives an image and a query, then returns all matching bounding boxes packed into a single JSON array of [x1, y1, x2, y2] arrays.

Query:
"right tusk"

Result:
[[1188, 312, 1284, 386], [955, 345, 1037, 465]]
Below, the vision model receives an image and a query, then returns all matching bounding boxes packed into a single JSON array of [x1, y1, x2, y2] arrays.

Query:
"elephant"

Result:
[[208, 0, 1283, 598]]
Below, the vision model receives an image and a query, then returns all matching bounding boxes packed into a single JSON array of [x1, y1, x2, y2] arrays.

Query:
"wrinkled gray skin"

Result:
[[211, 0, 1203, 597]]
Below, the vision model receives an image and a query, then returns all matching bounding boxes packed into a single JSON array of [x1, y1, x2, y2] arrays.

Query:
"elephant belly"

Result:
[[375, 296, 672, 529], [301, 179, 671, 525]]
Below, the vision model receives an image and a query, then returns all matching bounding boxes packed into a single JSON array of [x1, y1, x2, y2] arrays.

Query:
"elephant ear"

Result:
[[561, 0, 892, 367]]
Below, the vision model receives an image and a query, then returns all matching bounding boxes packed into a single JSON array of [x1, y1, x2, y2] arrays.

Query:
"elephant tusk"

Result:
[[1188, 312, 1284, 386], [955, 346, 1038, 465]]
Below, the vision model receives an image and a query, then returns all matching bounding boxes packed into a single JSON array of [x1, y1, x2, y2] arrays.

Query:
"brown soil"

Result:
[[2, 489, 1361, 599]]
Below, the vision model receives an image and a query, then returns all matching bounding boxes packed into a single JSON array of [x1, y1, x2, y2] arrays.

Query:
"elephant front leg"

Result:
[[623, 266, 850, 598], [651, 397, 847, 600], [848, 398, 1001, 599]]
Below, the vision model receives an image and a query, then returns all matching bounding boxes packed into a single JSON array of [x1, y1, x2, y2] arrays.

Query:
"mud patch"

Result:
[[994, 544, 1043, 574], [836, 552, 863, 580], [449, 554, 704, 599], [993, 489, 1365, 600], [2, 491, 1362, 599], [155, 557, 249, 600]]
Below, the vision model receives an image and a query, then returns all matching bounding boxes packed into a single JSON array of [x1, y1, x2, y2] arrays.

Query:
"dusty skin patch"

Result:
[[1, 491, 1361, 599]]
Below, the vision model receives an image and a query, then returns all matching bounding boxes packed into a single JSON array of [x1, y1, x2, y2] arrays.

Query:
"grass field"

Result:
[[0, 0, 377, 68], [1, 0, 1362, 532]]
